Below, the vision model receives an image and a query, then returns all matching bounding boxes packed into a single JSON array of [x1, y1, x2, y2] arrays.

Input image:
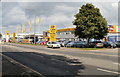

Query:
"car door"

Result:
[[104, 42, 109, 48], [47, 42, 51, 47]]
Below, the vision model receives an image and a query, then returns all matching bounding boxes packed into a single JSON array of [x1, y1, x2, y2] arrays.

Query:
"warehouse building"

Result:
[[43, 25, 119, 42]]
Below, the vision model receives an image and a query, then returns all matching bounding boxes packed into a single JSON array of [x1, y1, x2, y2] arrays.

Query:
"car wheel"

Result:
[[52, 46, 54, 49], [82, 46, 85, 48], [94, 46, 96, 48]]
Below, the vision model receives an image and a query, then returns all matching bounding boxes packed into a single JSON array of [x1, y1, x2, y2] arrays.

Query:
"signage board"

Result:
[[108, 25, 116, 33], [49, 25, 56, 42]]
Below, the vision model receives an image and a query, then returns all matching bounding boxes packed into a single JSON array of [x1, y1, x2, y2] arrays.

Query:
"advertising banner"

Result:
[[108, 25, 117, 33], [108, 36, 117, 42], [12, 32, 16, 42], [49, 25, 56, 42], [6, 31, 10, 36]]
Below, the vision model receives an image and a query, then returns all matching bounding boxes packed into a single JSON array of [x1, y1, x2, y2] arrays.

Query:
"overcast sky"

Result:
[[0, 0, 119, 34]]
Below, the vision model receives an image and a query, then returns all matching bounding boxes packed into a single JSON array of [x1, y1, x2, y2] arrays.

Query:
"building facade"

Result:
[[43, 25, 119, 42]]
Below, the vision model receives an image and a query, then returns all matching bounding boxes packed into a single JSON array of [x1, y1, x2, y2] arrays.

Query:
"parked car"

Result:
[[47, 41, 61, 48], [40, 41, 48, 45], [88, 41, 103, 48], [74, 41, 87, 48], [103, 41, 116, 48], [66, 41, 78, 47], [114, 41, 120, 48], [66, 41, 85, 48], [66, 41, 75, 47], [16, 38, 22, 43], [2, 39, 6, 42], [75, 41, 87, 48], [62, 41, 72, 47], [36, 40, 44, 44], [57, 40, 65, 47]]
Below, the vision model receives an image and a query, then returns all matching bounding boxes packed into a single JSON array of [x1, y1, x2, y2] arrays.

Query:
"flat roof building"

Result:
[[43, 25, 120, 42]]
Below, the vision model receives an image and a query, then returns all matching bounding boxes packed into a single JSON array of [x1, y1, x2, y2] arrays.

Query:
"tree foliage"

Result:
[[0, 33, 2, 39], [73, 3, 109, 42]]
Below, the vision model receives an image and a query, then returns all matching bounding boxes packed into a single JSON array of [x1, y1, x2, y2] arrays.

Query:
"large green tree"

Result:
[[73, 3, 109, 43]]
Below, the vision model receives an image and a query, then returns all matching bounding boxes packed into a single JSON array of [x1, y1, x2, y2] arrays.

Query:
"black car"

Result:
[[103, 41, 116, 48], [87, 41, 103, 48], [114, 41, 120, 47]]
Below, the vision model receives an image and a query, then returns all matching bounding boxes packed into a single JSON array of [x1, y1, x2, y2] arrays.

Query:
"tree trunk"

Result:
[[87, 38, 90, 48]]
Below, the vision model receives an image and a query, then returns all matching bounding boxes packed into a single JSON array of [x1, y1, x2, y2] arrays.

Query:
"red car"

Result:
[[40, 41, 48, 45], [2, 39, 6, 42]]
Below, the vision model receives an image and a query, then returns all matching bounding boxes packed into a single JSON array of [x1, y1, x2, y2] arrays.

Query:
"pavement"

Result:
[[1, 43, 120, 77]]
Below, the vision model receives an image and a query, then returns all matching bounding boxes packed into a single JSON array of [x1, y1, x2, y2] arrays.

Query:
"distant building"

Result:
[[43, 28, 79, 41], [43, 25, 120, 42]]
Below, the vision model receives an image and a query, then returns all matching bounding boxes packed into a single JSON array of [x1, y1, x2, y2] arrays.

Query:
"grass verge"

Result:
[[66, 47, 105, 50]]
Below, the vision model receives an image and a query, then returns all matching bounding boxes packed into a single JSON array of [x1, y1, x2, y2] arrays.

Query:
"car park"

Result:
[[47, 41, 61, 48], [103, 41, 116, 48]]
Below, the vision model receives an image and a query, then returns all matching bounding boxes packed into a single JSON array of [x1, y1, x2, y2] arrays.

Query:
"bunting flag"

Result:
[[38, 17, 41, 27], [16, 26, 21, 33], [16, 26, 19, 33], [22, 24, 26, 33], [29, 20, 32, 31]]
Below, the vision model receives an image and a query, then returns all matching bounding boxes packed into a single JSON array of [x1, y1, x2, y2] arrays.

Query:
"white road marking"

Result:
[[113, 63, 120, 66], [97, 68, 120, 74]]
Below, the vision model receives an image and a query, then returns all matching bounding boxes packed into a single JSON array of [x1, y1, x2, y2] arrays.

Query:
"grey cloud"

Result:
[[1, 2, 118, 34]]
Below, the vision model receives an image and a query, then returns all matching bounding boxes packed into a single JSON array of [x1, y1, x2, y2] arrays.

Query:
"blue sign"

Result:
[[108, 36, 117, 42]]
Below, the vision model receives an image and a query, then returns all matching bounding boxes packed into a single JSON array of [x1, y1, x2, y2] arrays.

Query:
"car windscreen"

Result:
[[52, 42, 57, 44]]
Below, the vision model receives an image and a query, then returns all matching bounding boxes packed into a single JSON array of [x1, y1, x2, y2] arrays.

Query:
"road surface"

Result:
[[1, 43, 119, 77]]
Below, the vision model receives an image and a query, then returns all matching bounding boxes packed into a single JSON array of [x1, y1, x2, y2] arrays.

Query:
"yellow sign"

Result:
[[112, 25, 117, 33], [12, 32, 16, 42], [49, 25, 56, 42], [56, 28, 75, 32], [6, 31, 10, 36], [21, 39, 30, 43]]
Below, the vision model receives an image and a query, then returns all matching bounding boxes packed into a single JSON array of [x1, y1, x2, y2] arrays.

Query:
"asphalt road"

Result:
[[2, 55, 41, 77], [1, 43, 119, 77]]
